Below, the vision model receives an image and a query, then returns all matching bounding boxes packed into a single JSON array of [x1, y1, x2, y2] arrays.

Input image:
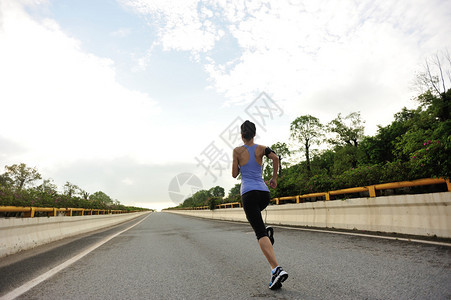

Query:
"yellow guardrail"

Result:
[[0, 206, 129, 218], [271, 178, 450, 204], [192, 206, 208, 210], [177, 202, 242, 211], [216, 202, 241, 209], [169, 178, 450, 210]]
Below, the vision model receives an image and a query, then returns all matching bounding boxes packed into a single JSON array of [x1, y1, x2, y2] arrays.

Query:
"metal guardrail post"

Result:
[[368, 185, 376, 197]]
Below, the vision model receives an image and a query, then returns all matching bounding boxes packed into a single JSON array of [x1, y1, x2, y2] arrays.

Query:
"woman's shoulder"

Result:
[[233, 145, 246, 153], [255, 144, 266, 156]]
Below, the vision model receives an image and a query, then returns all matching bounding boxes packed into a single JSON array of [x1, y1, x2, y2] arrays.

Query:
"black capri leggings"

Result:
[[241, 190, 270, 240]]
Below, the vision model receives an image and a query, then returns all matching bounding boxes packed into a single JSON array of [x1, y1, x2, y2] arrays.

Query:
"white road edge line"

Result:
[[211, 218, 451, 247], [272, 225, 451, 247], [0, 214, 150, 300]]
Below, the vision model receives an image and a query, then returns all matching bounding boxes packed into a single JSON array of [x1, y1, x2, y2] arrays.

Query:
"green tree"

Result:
[[327, 112, 365, 147], [310, 149, 335, 175], [0, 173, 12, 187], [415, 51, 451, 123], [263, 142, 291, 180], [89, 191, 113, 206], [36, 178, 58, 194], [359, 108, 418, 164], [209, 186, 225, 198], [193, 190, 211, 206], [272, 163, 306, 197], [415, 50, 450, 99], [333, 145, 359, 173], [181, 196, 194, 208], [208, 197, 220, 210], [416, 90, 451, 122], [226, 184, 241, 203], [180, 189, 211, 207], [290, 115, 324, 172], [78, 188, 90, 200], [64, 181, 79, 197], [325, 112, 365, 169], [4, 163, 42, 190]]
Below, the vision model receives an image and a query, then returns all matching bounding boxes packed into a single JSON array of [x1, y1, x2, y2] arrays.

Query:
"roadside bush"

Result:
[[409, 138, 451, 179], [208, 197, 221, 210], [304, 174, 333, 194], [334, 164, 382, 189]]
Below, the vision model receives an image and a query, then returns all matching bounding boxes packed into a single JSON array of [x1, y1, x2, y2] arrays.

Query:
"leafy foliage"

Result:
[[209, 186, 225, 198], [4, 163, 42, 190], [172, 88, 450, 209], [290, 115, 324, 172], [0, 165, 146, 211], [263, 142, 291, 180], [327, 112, 365, 147]]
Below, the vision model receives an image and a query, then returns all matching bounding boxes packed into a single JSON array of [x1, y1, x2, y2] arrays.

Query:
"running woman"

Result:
[[232, 120, 288, 290]]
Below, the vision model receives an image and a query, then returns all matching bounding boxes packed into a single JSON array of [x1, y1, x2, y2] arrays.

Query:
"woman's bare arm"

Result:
[[232, 148, 240, 178], [267, 152, 279, 188]]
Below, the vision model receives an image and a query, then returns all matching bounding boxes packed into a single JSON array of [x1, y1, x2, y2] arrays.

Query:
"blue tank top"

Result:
[[240, 144, 270, 195]]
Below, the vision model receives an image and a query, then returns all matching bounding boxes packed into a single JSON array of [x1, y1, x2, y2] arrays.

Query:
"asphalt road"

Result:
[[1, 212, 450, 299]]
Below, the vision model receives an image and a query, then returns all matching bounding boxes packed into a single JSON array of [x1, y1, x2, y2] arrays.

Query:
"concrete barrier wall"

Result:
[[168, 192, 451, 238], [0, 212, 149, 258]]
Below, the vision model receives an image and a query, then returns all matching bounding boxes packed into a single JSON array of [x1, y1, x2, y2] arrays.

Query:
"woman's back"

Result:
[[239, 144, 269, 195]]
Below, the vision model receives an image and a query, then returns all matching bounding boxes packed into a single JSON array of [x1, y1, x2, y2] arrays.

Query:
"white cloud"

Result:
[[122, 0, 451, 135], [0, 1, 161, 168], [110, 27, 131, 37], [121, 178, 134, 185], [121, 0, 222, 56]]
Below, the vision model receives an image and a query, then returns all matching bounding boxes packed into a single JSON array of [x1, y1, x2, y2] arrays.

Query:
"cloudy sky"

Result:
[[1, 0, 450, 210]]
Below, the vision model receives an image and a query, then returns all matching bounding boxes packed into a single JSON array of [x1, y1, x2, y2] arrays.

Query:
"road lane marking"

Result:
[[210, 218, 451, 247], [272, 225, 451, 247], [0, 214, 150, 300]]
